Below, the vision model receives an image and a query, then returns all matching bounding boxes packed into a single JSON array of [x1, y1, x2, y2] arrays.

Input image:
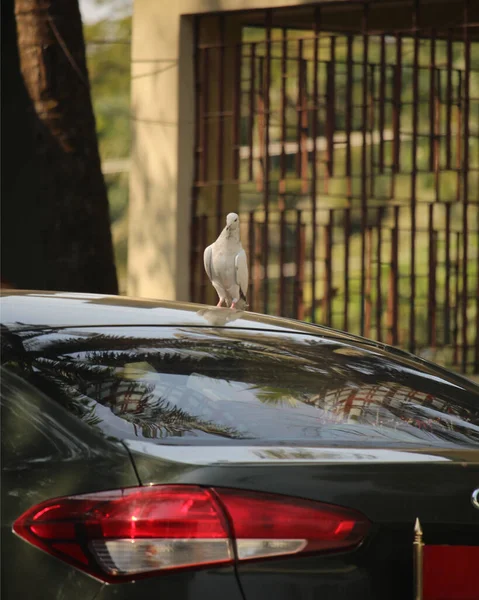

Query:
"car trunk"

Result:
[[127, 443, 479, 600]]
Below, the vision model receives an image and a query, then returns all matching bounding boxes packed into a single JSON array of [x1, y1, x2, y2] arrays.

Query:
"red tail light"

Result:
[[13, 486, 369, 582]]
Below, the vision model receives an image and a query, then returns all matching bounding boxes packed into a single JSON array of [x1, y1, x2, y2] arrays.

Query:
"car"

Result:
[[1, 289, 479, 600]]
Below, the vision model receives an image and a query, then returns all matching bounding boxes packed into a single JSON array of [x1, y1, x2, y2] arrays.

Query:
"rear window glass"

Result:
[[2, 325, 479, 447]]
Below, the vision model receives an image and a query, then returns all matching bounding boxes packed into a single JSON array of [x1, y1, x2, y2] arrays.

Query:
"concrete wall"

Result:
[[128, 0, 346, 301]]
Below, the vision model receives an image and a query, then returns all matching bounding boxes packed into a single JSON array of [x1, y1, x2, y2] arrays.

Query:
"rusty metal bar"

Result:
[[233, 43, 241, 182], [256, 56, 265, 192], [446, 29, 453, 170], [392, 34, 402, 173], [279, 29, 287, 201], [248, 43, 256, 182], [379, 34, 386, 174], [263, 10, 272, 313], [279, 210, 286, 315], [456, 72, 462, 206], [428, 204, 437, 348], [346, 34, 353, 184], [360, 4, 369, 336], [376, 208, 383, 342], [294, 210, 305, 320], [444, 203, 451, 345], [323, 213, 333, 326], [462, 0, 470, 372], [300, 58, 308, 195], [311, 9, 320, 322], [365, 226, 373, 339], [453, 232, 460, 366], [215, 15, 225, 237], [409, 0, 420, 354], [429, 29, 436, 173], [387, 206, 399, 346], [254, 220, 262, 313], [201, 47, 210, 183], [248, 211, 255, 311], [434, 70, 441, 202], [344, 207, 351, 332], [369, 63, 376, 199], [295, 39, 303, 179], [326, 36, 336, 178]]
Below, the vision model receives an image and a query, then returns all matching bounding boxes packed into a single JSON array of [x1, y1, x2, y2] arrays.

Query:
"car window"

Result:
[[2, 325, 479, 447]]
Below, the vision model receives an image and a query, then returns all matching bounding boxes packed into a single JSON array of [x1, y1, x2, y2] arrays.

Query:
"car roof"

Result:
[[0, 289, 375, 344]]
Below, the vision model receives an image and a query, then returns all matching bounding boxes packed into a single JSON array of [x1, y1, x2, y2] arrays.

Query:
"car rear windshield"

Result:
[[2, 325, 479, 447]]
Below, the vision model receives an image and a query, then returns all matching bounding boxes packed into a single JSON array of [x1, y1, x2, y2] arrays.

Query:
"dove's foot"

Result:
[[216, 298, 226, 307]]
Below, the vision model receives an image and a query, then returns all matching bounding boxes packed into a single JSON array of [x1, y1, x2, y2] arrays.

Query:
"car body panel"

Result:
[[1, 370, 140, 600]]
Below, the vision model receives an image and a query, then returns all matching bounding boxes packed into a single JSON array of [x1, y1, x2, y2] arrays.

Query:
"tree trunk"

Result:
[[9, 0, 118, 293]]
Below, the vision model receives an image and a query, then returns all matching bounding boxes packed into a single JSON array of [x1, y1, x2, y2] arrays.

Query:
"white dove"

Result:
[[203, 212, 248, 309]]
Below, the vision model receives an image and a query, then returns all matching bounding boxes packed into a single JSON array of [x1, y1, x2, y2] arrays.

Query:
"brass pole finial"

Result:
[[413, 518, 424, 600]]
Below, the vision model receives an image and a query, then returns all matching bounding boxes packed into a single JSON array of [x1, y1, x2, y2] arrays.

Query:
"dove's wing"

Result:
[[235, 248, 248, 298], [203, 244, 214, 283]]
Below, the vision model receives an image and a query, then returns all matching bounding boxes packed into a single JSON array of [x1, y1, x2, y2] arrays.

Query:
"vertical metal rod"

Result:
[[369, 63, 376, 199], [379, 34, 386, 174], [453, 232, 460, 366], [427, 204, 437, 348], [429, 29, 436, 173], [388, 206, 399, 346], [263, 10, 272, 313], [279, 210, 286, 316], [323, 212, 333, 326], [300, 57, 308, 195], [446, 29, 453, 170], [201, 47, 210, 183], [344, 207, 351, 331], [248, 211, 255, 311], [434, 69, 441, 202], [376, 207, 383, 341], [233, 43, 241, 182], [248, 43, 256, 182], [392, 34, 402, 173], [296, 39, 303, 179], [444, 203, 451, 345], [294, 210, 304, 320], [254, 220, 262, 312], [409, 0, 420, 354], [190, 17, 201, 302], [462, 0, 470, 372], [346, 34, 353, 185], [256, 57, 265, 192], [360, 4, 369, 336], [215, 15, 225, 237], [279, 29, 287, 202], [299, 222, 306, 321], [311, 9, 320, 322], [365, 226, 373, 338], [326, 35, 336, 178]]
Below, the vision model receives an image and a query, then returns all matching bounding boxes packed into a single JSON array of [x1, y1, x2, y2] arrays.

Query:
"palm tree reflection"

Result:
[[1, 325, 478, 446]]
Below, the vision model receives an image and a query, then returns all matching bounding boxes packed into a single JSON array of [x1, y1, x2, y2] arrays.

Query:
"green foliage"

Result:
[[83, 16, 132, 292]]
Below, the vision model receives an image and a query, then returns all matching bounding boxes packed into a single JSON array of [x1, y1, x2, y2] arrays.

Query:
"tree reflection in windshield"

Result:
[[1, 325, 478, 447]]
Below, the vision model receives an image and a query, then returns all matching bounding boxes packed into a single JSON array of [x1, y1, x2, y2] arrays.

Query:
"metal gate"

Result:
[[190, 0, 479, 374]]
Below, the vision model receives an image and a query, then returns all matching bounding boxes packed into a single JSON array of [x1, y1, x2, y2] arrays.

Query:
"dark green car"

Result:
[[2, 290, 479, 600]]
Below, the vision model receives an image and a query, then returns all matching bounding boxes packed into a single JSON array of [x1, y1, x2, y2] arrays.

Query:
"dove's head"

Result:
[[226, 212, 240, 231]]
